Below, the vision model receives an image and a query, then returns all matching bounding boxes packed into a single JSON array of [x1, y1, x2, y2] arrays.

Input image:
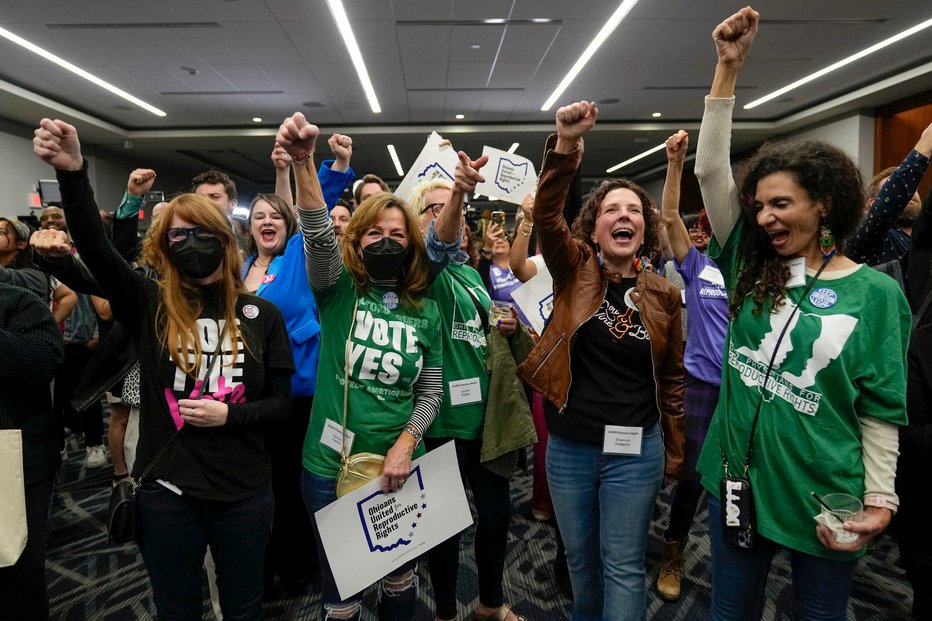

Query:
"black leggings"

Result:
[[424, 436, 513, 619]]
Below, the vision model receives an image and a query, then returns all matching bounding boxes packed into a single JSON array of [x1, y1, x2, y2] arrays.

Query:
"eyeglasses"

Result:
[[420, 202, 446, 218], [164, 226, 218, 244], [420, 202, 470, 218]]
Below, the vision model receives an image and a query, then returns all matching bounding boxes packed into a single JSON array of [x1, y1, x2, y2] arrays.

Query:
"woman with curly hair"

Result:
[[694, 8, 909, 620], [517, 99, 685, 621]]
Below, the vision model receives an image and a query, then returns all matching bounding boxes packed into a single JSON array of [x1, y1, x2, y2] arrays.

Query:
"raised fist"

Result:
[[556, 101, 598, 146], [33, 118, 83, 172], [276, 113, 320, 161], [127, 168, 156, 196], [271, 142, 291, 171], [665, 130, 689, 164], [713, 6, 759, 66], [328, 133, 353, 166], [30, 228, 72, 259]]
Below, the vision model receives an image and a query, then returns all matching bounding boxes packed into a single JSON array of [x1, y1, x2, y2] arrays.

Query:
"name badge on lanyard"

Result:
[[603, 425, 643, 456]]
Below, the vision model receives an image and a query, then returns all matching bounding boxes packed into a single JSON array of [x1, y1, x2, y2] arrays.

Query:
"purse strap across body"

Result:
[[721, 257, 831, 477]]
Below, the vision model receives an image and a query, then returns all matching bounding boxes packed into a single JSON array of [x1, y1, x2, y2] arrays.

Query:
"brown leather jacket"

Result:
[[516, 135, 686, 478]]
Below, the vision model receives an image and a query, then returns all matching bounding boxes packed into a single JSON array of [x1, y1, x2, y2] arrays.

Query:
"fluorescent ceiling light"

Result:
[[507, 143, 519, 153], [651, 112, 662, 118], [606, 142, 665, 173], [745, 16, 932, 110], [387, 145, 404, 176], [455, 114, 465, 119], [252, 117, 262, 123], [540, 0, 640, 111], [0, 25, 166, 117], [325, 0, 381, 114]]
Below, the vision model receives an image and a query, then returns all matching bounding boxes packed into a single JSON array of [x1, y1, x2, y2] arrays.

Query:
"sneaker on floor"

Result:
[[84, 445, 109, 468]]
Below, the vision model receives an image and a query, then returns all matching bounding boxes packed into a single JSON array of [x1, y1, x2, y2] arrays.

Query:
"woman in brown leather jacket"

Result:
[[517, 101, 685, 621]]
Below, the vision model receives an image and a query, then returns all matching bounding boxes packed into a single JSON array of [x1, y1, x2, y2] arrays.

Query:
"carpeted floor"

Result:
[[47, 428, 913, 620]]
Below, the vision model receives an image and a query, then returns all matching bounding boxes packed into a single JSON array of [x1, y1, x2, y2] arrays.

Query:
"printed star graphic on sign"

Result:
[[417, 512, 422, 518], [411, 522, 417, 529], [421, 503, 427, 509]]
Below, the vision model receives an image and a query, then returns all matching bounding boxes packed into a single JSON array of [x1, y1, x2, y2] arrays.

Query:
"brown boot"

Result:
[[656, 538, 686, 601]]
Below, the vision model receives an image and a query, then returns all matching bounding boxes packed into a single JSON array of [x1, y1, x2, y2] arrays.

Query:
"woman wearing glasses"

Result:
[[33, 118, 294, 620]]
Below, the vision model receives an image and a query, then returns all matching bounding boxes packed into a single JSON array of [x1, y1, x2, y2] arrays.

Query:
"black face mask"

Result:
[[361, 237, 409, 282], [168, 236, 225, 279]]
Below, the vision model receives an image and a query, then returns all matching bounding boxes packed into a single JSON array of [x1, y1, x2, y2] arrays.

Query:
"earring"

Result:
[[819, 225, 836, 260], [633, 256, 650, 273]]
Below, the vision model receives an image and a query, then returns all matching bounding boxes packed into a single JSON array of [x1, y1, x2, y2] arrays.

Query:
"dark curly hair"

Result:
[[571, 178, 659, 261], [732, 140, 864, 316]]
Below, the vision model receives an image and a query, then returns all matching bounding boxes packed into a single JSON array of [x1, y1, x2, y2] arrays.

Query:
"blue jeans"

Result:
[[708, 497, 858, 621], [547, 427, 664, 621], [135, 483, 273, 621], [301, 468, 417, 620]]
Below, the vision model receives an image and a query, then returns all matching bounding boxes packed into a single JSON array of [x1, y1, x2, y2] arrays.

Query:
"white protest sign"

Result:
[[314, 441, 471, 600], [474, 146, 537, 205], [511, 259, 554, 335], [394, 132, 459, 201]]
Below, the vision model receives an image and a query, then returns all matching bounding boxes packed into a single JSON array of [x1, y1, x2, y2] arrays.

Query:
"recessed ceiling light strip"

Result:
[[0, 25, 166, 116], [606, 142, 665, 173], [540, 0, 640, 111], [325, 0, 381, 114], [387, 145, 404, 176], [744, 16, 932, 110]]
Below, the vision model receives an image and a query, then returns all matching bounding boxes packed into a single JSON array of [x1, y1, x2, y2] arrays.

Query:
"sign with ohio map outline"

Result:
[[474, 146, 537, 205], [314, 441, 471, 599]]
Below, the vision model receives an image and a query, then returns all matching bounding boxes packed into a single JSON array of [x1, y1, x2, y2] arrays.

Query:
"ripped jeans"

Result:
[[301, 468, 418, 620]]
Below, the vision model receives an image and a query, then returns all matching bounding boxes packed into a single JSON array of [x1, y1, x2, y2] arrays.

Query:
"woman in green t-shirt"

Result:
[[277, 113, 444, 621], [694, 8, 909, 620]]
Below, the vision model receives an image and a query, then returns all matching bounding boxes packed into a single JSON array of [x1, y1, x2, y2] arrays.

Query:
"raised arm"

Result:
[[112, 168, 156, 261], [510, 193, 539, 282], [535, 101, 595, 288], [662, 131, 692, 263], [32, 118, 149, 334], [278, 113, 343, 293], [845, 121, 932, 263], [318, 133, 356, 211], [435, 150, 488, 244], [694, 7, 759, 244], [271, 142, 294, 206]]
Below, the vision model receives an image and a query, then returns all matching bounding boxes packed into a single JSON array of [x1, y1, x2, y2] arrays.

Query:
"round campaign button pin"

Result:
[[382, 291, 399, 310], [243, 304, 260, 319], [809, 288, 837, 309]]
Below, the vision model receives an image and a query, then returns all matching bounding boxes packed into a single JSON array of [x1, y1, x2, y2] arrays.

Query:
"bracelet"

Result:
[[863, 494, 898, 513], [480, 247, 492, 256], [403, 423, 422, 445], [520, 223, 534, 237]]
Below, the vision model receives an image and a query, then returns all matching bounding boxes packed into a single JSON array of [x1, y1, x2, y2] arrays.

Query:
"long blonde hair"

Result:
[[142, 193, 247, 378], [339, 193, 429, 309]]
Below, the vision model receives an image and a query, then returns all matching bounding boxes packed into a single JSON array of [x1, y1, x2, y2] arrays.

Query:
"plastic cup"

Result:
[[489, 300, 513, 324], [818, 493, 863, 544]]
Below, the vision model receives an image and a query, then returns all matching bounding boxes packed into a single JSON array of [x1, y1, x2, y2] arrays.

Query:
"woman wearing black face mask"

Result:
[[33, 118, 295, 620], [277, 113, 444, 621]]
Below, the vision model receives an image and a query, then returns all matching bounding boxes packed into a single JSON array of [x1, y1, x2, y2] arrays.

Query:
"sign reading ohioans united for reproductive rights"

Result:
[[315, 441, 472, 599]]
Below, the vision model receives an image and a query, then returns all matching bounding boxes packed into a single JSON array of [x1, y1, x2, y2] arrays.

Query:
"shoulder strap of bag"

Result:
[[136, 327, 227, 486], [721, 257, 831, 477], [450, 270, 490, 333], [340, 299, 360, 464]]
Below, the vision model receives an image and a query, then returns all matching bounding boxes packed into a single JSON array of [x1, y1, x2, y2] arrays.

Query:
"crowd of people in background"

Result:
[[3, 6, 932, 621]]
